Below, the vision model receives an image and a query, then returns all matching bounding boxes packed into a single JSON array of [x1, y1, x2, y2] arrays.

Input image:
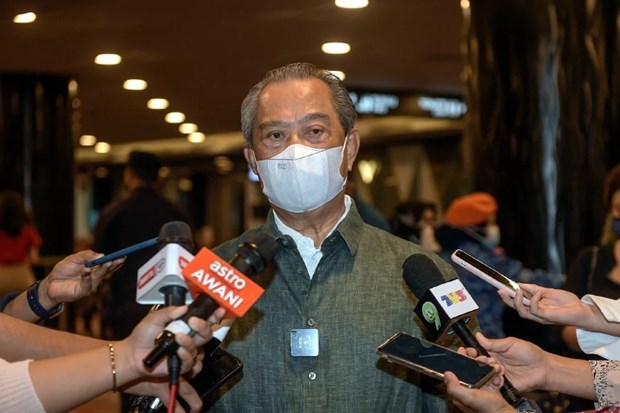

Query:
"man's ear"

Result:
[[244, 147, 259, 175], [344, 129, 360, 172]]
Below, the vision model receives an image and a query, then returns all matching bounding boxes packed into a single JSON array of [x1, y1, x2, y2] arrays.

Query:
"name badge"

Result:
[[290, 328, 319, 357]]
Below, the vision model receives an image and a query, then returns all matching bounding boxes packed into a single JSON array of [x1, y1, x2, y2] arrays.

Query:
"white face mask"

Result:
[[255, 139, 348, 213], [483, 224, 501, 249]]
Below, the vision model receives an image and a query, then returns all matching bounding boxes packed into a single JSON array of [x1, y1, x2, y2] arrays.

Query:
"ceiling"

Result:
[[0, 0, 464, 162]]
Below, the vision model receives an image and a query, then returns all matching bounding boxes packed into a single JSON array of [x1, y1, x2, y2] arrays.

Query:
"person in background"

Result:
[[209, 62, 457, 412], [344, 180, 391, 232], [561, 164, 620, 352], [390, 200, 441, 252], [0, 190, 42, 296], [435, 192, 564, 339], [93, 150, 191, 412]]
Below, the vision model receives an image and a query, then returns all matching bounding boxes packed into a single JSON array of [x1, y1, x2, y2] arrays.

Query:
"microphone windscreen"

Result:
[[232, 232, 279, 276], [402, 254, 446, 298], [249, 232, 279, 262], [159, 221, 194, 252]]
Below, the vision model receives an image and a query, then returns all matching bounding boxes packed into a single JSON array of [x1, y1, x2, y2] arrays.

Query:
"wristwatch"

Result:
[[27, 280, 64, 320]]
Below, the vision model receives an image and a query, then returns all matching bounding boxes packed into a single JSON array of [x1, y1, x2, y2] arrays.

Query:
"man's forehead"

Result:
[[255, 79, 337, 121]]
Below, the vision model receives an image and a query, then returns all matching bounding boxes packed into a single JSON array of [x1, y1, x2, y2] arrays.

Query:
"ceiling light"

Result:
[[13, 12, 36, 24], [178, 177, 194, 192], [79, 135, 97, 146], [329, 70, 346, 81], [165, 112, 185, 124], [179, 123, 198, 134], [94, 142, 111, 153], [94, 54, 122, 65], [321, 42, 351, 55], [159, 166, 171, 178], [335, 0, 368, 9], [460, 0, 470, 9], [147, 98, 169, 110], [187, 132, 206, 143], [123, 79, 148, 90]]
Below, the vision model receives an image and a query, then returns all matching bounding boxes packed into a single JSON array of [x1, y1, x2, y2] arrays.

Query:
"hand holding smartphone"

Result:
[[450, 249, 532, 306], [376, 332, 495, 388]]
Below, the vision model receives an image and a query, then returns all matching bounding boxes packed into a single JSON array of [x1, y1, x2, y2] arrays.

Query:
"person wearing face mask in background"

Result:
[[208, 62, 457, 412], [434, 192, 565, 339], [561, 165, 620, 353], [390, 201, 442, 252]]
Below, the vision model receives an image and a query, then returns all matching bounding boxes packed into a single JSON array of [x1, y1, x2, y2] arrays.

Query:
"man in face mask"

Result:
[[434, 192, 564, 340], [207, 62, 457, 413]]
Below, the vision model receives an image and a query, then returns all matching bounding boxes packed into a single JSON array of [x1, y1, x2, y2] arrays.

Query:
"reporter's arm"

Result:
[[0, 313, 102, 361], [476, 332, 596, 400], [26, 306, 224, 413], [2, 250, 124, 323]]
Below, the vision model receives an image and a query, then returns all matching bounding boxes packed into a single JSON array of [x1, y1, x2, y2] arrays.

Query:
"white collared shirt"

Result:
[[273, 195, 352, 279]]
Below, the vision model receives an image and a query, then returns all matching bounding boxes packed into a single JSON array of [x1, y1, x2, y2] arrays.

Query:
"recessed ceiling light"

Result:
[[165, 112, 185, 124], [321, 42, 351, 55], [179, 123, 198, 134], [94, 142, 111, 153], [187, 132, 206, 143], [335, 0, 368, 9], [123, 79, 148, 91], [147, 98, 169, 110], [328, 70, 346, 80], [94, 54, 122, 65], [13, 12, 36, 24], [460, 0, 470, 9], [79, 135, 97, 146]]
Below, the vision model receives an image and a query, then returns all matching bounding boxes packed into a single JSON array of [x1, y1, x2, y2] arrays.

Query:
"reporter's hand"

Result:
[[498, 283, 598, 328], [444, 371, 515, 413], [475, 332, 549, 393], [39, 250, 125, 307], [120, 305, 226, 378]]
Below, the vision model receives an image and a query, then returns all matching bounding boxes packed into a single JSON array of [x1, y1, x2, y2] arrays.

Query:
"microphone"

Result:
[[402, 254, 541, 412], [143, 232, 279, 368], [136, 221, 195, 305]]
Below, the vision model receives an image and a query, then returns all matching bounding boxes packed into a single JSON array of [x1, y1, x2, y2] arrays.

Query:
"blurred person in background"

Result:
[[0, 190, 42, 296], [561, 164, 620, 352], [390, 200, 441, 252], [93, 150, 191, 412], [344, 180, 391, 232]]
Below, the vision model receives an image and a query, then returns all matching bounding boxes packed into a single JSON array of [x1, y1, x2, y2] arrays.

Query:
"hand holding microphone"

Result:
[[143, 232, 279, 368]]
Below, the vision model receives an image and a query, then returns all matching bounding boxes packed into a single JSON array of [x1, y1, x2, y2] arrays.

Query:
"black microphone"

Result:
[[402, 254, 541, 412], [136, 221, 195, 305], [143, 232, 279, 368]]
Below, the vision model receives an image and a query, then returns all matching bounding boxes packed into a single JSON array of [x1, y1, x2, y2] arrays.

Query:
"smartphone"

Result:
[[129, 347, 243, 413], [376, 332, 495, 388], [451, 249, 532, 306]]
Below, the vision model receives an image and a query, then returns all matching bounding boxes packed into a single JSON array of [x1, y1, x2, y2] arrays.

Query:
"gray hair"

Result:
[[240, 62, 357, 147]]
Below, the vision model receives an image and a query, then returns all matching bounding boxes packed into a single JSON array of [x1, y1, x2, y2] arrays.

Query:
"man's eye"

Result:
[[267, 132, 284, 140]]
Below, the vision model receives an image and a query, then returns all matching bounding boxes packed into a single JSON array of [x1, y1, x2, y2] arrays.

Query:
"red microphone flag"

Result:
[[182, 247, 265, 317]]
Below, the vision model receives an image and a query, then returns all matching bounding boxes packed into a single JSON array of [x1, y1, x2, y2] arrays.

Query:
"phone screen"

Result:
[[452, 249, 533, 302], [377, 332, 494, 388], [454, 250, 520, 290]]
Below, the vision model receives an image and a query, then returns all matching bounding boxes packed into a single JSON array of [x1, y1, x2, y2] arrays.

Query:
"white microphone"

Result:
[[136, 221, 194, 305]]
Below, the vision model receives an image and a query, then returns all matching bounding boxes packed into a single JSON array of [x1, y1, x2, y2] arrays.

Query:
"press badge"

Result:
[[290, 328, 319, 356]]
